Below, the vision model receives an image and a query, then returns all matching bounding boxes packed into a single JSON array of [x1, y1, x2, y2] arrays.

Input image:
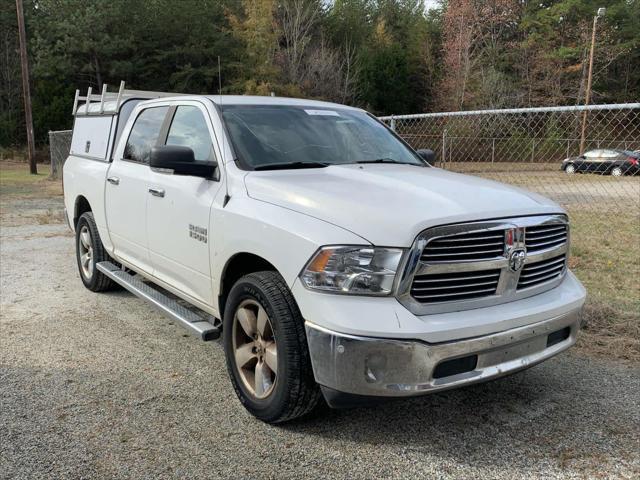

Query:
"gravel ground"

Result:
[[1, 193, 639, 479]]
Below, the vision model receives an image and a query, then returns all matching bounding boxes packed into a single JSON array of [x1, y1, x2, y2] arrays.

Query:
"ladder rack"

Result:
[[72, 81, 183, 116]]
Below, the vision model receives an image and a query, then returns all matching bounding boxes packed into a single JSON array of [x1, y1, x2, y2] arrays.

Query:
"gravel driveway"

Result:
[[1, 200, 639, 479]]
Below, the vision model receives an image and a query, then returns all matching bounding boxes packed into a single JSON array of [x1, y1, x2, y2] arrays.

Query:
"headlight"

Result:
[[300, 246, 404, 295]]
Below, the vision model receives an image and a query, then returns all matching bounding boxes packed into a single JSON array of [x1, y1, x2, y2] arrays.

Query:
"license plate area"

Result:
[[477, 334, 548, 368]]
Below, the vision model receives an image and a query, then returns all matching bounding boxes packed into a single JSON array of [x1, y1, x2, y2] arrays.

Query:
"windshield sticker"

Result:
[[305, 109, 340, 117]]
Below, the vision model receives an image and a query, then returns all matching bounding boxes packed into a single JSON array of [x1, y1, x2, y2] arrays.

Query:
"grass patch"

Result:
[[568, 209, 640, 362], [33, 209, 65, 224], [0, 162, 63, 227], [0, 162, 60, 197]]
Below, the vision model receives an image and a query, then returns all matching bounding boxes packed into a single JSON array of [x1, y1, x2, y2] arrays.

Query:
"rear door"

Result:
[[600, 149, 621, 173], [582, 149, 601, 173], [146, 102, 224, 305], [105, 105, 170, 273]]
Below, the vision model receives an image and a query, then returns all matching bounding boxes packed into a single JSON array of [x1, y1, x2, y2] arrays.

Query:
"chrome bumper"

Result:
[[305, 307, 581, 398]]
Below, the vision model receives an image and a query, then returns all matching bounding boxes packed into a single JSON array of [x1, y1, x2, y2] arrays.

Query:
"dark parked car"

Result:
[[562, 149, 639, 176]]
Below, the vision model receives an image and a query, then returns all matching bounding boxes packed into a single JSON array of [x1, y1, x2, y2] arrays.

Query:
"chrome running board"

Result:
[[96, 261, 220, 341]]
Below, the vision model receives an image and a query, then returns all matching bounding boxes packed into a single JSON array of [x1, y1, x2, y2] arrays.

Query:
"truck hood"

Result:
[[244, 164, 563, 246]]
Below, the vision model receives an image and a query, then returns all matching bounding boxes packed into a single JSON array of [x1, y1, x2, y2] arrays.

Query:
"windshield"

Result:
[[221, 105, 424, 169]]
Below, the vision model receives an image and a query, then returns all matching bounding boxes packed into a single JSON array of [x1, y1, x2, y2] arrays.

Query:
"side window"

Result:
[[166, 106, 215, 162], [123, 106, 169, 164]]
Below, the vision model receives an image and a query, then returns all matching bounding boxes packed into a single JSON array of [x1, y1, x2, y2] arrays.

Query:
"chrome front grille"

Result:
[[517, 254, 566, 290], [397, 214, 570, 314], [525, 224, 568, 253], [410, 269, 501, 303], [420, 230, 505, 262]]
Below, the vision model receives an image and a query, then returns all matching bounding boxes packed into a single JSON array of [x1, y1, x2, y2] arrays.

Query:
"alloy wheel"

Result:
[[78, 225, 94, 280], [232, 299, 277, 399]]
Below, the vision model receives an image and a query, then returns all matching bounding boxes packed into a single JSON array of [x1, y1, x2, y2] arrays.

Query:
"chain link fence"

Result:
[[48, 130, 72, 180], [381, 103, 640, 341], [380, 103, 639, 208]]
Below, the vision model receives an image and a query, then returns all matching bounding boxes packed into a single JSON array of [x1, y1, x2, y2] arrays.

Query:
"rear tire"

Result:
[[611, 166, 623, 177], [223, 271, 321, 423], [75, 212, 114, 292]]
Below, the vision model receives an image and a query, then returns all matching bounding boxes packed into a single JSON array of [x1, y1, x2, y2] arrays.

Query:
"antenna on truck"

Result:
[[218, 56, 231, 207]]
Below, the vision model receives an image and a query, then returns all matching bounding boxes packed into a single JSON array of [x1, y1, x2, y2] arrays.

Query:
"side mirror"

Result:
[[417, 149, 436, 166], [150, 145, 216, 178]]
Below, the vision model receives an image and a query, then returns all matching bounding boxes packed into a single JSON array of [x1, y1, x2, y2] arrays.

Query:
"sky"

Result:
[[424, 0, 440, 11]]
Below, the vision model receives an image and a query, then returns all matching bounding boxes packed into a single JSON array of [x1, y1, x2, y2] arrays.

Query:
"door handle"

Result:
[[148, 187, 165, 198], [107, 176, 120, 185]]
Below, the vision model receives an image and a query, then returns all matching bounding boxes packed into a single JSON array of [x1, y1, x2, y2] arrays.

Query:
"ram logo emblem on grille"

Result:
[[509, 249, 526, 272], [505, 226, 525, 248]]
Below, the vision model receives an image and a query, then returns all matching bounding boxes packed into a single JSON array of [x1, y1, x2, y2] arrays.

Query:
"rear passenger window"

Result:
[[124, 106, 169, 163], [166, 106, 215, 162]]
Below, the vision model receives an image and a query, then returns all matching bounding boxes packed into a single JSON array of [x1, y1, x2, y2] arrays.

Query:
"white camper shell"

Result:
[[69, 82, 182, 162]]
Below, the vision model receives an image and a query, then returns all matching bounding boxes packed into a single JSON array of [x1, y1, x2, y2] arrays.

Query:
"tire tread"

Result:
[[224, 271, 321, 423], [76, 212, 114, 292]]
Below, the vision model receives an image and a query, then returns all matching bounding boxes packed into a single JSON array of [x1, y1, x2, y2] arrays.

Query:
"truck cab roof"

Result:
[[73, 80, 362, 117], [139, 94, 362, 111]]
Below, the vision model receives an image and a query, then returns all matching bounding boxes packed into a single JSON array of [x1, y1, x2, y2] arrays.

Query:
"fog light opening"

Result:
[[546, 326, 571, 347], [433, 355, 478, 379]]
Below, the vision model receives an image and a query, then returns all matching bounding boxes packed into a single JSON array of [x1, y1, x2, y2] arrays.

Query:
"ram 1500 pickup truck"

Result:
[[63, 84, 586, 423]]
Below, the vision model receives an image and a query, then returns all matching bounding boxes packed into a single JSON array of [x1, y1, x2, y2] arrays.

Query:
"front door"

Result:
[[146, 103, 224, 306], [105, 105, 170, 273]]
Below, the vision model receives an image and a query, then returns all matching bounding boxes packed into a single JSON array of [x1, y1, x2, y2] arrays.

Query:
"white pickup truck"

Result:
[[63, 84, 586, 423]]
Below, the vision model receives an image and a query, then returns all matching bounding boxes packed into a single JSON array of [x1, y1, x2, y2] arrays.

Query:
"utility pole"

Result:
[[16, 0, 37, 175], [579, 7, 605, 155]]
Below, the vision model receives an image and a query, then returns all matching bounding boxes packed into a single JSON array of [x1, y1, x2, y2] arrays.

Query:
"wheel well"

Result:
[[219, 253, 277, 316], [74, 196, 92, 227]]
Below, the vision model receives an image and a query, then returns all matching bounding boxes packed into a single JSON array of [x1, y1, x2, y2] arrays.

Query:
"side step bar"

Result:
[[96, 261, 220, 341]]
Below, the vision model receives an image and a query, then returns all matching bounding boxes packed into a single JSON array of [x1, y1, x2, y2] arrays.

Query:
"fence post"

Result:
[[441, 128, 447, 169], [531, 139, 536, 163], [491, 138, 495, 163], [390, 116, 396, 132], [48, 131, 56, 179], [566, 139, 570, 159]]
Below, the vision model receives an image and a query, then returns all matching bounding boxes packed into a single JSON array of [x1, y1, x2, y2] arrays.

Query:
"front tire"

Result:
[[223, 271, 321, 423], [75, 212, 114, 292], [564, 163, 576, 175]]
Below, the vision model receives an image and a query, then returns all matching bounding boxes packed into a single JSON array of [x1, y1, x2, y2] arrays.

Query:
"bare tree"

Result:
[[279, 0, 321, 85], [302, 36, 360, 103], [0, 13, 22, 148], [340, 40, 359, 104]]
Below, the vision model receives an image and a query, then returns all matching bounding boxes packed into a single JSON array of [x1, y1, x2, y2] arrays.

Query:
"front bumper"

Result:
[[305, 306, 581, 401]]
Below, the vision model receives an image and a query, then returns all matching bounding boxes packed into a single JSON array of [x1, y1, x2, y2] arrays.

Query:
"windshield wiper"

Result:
[[254, 161, 330, 171], [355, 158, 422, 166]]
